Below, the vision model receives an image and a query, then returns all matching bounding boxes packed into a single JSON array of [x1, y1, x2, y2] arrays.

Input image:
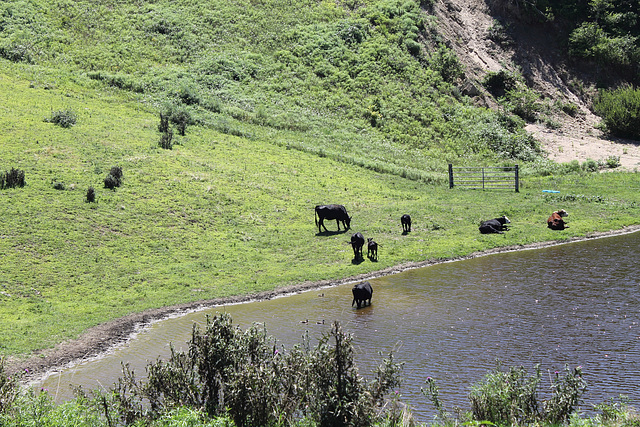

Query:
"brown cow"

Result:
[[547, 209, 569, 230]]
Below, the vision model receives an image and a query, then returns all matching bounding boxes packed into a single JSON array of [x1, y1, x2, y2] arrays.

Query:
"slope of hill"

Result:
[[431, 0, 640, 169], [2, 0, 640, 378]]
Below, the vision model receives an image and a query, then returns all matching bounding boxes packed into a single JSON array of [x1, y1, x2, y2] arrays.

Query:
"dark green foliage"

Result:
[[52, 182, 65, 190], [468, 362, 586, 425], [593, 86, 640, 139], [85, 187, 95, 203], [109, 313, 402, 427], [482, 70, 517, 98], [0, 168, 25, 189], [104, 166, 123, 190], [428, 44, 464, 83], [0, 358, 20, 415], [44, 110, 77, 128], [159, 128, 173, 149]]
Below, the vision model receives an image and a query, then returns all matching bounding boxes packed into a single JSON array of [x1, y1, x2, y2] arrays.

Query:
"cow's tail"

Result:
[[314, 206, 319, 228], [351, 297, 356, 307]]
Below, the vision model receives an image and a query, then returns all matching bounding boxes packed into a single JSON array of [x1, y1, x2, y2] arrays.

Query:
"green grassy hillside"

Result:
[[1, 0, 639, 358]]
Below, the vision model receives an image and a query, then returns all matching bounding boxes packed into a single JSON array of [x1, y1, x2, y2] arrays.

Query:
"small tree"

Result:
[[0, 168, 25, 189], [86, 186, 96, 203], [104, 166, 123, 190]]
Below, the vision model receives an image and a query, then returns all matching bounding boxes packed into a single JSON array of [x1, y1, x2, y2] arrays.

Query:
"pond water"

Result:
[[37, 231, 640, 422]]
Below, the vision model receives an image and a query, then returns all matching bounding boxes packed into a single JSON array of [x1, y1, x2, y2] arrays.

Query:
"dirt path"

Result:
[[9, 225, 640, 384]]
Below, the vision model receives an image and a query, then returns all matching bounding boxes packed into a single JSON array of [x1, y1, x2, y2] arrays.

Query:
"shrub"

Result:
[[44, 110, 77, 128], [53, 182, 65, 190], [159, 129, 174, 150], [502, 86, 541, 122], [109, 314, 402, 427], [593, 86, 640, 139], [86, 187, 96, 203], [0, 358, 20, 415], [482, 70, 517, 98], [582, 158, 599, 172], [0, 168, 25, 189], [468, 362, 586, 425], [104, 166, 123, 190]]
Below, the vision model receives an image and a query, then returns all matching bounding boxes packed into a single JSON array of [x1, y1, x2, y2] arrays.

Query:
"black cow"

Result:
[[479, 215, 511, 234], [350, 232, 365, 259], [401, 214, 412, 233], [352, 281, 373, 308], [315, 204, 351, 233], [367, 237, 378, 260]]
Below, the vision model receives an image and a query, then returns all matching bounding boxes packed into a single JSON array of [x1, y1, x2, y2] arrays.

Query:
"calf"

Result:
[[547, 209, 569, 230], [401, 214, 412, 233], [367, 237, 379, 260], [479, 216, 511, 234]]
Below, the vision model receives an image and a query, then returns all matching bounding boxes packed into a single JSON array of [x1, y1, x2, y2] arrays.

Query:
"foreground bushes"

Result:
[[107, 313, 402, 427], [2, 320, 637, 426]]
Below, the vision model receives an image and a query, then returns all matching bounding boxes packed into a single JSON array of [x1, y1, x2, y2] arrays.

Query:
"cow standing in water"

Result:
[[401, 214, 412, 233], [548, 209, 569, 230], [315, 204, 351, 233], [352, 281, 373, 308], [350, 232, 365, 259]]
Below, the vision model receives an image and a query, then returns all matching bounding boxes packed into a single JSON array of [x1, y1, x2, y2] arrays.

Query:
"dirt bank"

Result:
[[9, 225, 640, 385]]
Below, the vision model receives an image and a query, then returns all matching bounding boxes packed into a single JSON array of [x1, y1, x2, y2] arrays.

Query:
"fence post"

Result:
[[515, 164, 519, 192], [448, 164, 454, 189]]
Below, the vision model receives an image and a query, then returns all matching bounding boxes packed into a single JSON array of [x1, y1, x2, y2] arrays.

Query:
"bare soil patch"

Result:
[[433, 0, 640, 170]]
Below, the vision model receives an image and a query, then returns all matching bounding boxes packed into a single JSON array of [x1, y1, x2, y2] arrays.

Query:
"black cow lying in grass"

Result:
[[352, 281, 373, 308], [479, 216, 511, 234]]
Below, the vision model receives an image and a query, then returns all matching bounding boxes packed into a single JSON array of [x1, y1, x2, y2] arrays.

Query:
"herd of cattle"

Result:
[[315, 204, 569, 309]]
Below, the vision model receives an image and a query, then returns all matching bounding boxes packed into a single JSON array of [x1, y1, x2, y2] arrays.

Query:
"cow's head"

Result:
[[557, 209, 568, 218], [345, 216, 352, 229]]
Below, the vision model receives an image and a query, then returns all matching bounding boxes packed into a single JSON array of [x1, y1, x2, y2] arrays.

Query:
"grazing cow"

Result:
[[479, 216, 511, 234], [367, 238, 379, 260], [401, 214, 412, 233], [547, 209, 569, 230], [352, 281, 373, 308], [350, 232, 365, 259], [315, 204, 351, 233]]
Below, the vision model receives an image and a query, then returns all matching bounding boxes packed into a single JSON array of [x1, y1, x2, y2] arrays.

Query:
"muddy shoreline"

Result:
[[8, 225, 640, 384]]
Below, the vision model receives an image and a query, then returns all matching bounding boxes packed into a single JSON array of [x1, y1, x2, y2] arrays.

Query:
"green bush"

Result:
[[0, 358, 20, 415], [45, 110, 77, 128], [0, 168, 25, 189], [104, 166, 123, 190], [85, 187, 96, 203], [482, 70, 517, 98], [468, 362, 586, 425], [108, 313, 402, 427], [593, 86, 640, 139]]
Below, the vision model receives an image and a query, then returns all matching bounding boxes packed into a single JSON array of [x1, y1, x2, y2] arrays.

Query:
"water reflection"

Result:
[[38, 231, 640, 422]]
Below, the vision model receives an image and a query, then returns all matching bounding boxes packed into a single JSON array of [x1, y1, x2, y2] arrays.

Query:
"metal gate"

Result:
[[448, 164, 519, 192]]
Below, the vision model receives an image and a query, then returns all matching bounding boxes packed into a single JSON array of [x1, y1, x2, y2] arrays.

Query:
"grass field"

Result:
[[2, 62, 640, 358]]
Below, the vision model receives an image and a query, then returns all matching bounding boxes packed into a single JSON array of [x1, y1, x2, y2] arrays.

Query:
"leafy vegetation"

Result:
[[1, 326, 638, 426], [593, 86, 640, 140]]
